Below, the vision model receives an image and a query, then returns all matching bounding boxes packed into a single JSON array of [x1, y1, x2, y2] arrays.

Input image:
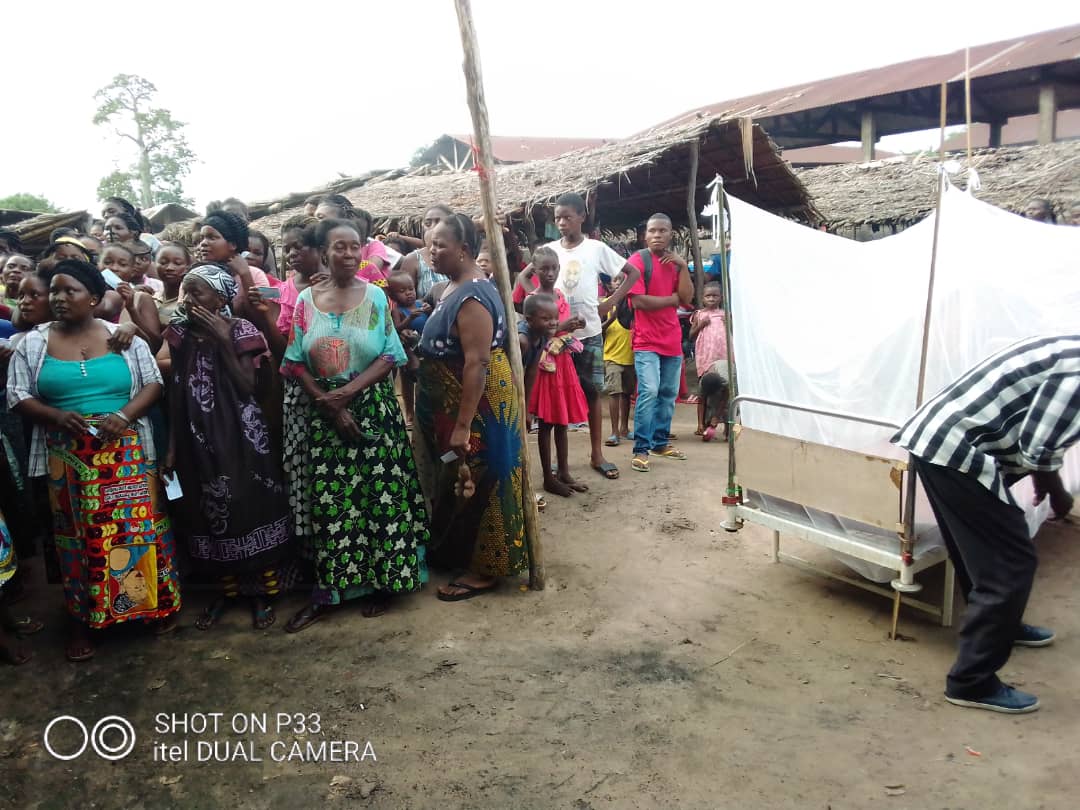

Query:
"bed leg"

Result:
[[771, 530, 780, 563], [889, 589, 902, 640], [941, 558, 956, 628]]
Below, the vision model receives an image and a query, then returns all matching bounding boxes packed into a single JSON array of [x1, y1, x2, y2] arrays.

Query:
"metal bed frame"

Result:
[[721, 395, 955, 638]]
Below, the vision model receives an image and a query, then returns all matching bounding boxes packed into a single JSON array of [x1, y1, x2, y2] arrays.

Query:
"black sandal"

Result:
[[284, 603, 328, 634]]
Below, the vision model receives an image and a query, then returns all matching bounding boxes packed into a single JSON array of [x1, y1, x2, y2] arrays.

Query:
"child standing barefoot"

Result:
[[689, 282, 729, 440]]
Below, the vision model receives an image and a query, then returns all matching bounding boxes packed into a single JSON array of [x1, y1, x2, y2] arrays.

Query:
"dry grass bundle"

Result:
[[251, 117, 818, 239], [798, 141, 1080, 233]]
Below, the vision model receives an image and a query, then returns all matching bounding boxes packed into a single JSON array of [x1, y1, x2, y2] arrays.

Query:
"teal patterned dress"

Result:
[[282, 283, 429, 604]]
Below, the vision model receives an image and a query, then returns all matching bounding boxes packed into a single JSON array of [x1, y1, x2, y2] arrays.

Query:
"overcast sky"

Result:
[[4, 1, 1076, 214]]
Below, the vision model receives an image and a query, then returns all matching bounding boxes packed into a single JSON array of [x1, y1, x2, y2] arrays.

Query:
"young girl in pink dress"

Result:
[[514, 247, 590, 496]]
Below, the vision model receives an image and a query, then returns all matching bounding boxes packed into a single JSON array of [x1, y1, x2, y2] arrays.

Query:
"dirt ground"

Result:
[[3, 404, 1078, 810]]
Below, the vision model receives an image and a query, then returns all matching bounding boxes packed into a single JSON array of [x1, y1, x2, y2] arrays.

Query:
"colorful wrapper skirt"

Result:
[[46, 420, 181, 627], [415, 348, 528, 577]]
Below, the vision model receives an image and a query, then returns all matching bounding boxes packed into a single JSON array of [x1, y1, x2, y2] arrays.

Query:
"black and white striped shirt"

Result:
[[893, 336, 1080, 505]]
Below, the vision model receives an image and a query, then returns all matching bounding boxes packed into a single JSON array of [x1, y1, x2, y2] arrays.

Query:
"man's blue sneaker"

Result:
[[945, 685, 1040, 714], [1014, 623, 1056, 647]]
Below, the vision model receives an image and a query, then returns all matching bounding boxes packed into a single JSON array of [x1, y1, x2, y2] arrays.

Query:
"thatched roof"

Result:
[[797, 141, 1080, 232], [251, 117, 818, 237], [8, 210, 89, 257]]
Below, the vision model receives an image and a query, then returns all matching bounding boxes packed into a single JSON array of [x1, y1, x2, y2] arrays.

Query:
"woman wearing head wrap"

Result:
[[7, 259, 179, 662], [196, 210, 269, 283], [161, 262, 291, 631]]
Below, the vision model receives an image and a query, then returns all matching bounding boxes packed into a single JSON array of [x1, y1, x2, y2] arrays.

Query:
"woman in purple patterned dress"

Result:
[[161, 263, 291, 631]]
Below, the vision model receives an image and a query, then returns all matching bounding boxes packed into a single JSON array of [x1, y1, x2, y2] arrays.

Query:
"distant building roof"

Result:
[[446, 134, 612, 163], [941, 109, 1080, 150], [782, 144, 898, 167], [418, 134, 612, 169], [651, 23, 1080, 147]]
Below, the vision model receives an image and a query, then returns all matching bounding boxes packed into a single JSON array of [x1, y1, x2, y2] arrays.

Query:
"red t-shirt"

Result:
[[628, 251, 682, 357]]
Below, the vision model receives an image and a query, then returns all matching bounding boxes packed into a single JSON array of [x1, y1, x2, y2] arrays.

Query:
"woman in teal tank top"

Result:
[[8, 259, 179, 663]]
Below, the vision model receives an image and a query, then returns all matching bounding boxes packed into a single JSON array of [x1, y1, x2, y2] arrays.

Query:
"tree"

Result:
[[96, 171, 139, 206], [409, 146, 431, 168], [93, 74, 196, 207], [0, 193, 58, 213]]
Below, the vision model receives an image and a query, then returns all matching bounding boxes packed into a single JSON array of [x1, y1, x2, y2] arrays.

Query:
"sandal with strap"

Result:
[[651, 445, 687, 460], [195, 598, 229, 631], [631, 455, 650, 472], [285, 603, 329, 634]]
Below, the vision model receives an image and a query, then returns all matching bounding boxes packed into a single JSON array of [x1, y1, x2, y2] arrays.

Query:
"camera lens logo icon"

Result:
[[44, 716, 136, 761]]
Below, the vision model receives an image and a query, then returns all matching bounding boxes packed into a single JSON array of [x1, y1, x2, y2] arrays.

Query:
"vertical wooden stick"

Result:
[[964, 47, 972, 161], [453, 0, 545, 589], [899, 81, 950, 626], [686, 140, 705, 307]]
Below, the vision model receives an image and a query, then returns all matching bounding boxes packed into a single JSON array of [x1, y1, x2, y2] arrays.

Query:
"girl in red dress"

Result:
[[515, 247, 590, 496]]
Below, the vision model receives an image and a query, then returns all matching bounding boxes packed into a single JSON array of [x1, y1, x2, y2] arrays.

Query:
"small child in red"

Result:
[[515, 247, 589, 496]]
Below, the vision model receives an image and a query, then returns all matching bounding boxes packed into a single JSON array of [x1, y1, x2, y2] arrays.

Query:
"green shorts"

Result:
[[604, 361, 635, 395]]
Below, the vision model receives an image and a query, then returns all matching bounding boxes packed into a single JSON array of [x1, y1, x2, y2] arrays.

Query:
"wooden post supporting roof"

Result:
[[1038, 84, 1057, 144], [988, 120, 1004, 148], [860, 110, 877, 161], [453, 0, 545, 590], [686, 139, 705, 308]]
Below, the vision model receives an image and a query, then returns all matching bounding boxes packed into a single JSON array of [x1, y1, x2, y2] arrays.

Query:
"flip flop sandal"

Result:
[[2, 644, 33, 666], [631, 456, 650, 472], [437, 580, 498, 602], [694, 428, 706, 436], [65, 638, 95, 663], [651, 446, 687, 460], [285, 604, 328, 634], [534, 493, 547, 512], [251, 601, 276, 630], [604, 435, 621, 447], [591, 462, 620, 480], [5, 616, 44, 637], [195, 598, 228, 631], [154, 615, 180, 636]]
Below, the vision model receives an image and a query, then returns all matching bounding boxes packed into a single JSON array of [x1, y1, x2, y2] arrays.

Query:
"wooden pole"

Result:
[[964, 48, 972, 161], [453, 0, 545, 590], [897, 82, 950, 638], [686, 140, 705, 307]]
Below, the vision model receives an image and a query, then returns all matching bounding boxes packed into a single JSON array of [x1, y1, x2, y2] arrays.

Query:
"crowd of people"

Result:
[[0, 191, 732, 664]]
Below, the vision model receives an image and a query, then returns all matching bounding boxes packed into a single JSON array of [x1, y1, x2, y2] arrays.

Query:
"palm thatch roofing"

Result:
[[251, 118, 818, 237], [8, 210, 89, 257], [797, 141, 1080, 233]]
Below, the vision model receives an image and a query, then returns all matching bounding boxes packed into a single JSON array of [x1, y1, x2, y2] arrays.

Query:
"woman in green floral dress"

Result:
[[281, 219, 429, 633]]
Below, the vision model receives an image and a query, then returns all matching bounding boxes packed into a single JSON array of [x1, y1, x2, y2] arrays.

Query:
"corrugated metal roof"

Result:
[[782, 144, 899, 166], [445, 134, 612, 163], [655, 23, 1080, 130]]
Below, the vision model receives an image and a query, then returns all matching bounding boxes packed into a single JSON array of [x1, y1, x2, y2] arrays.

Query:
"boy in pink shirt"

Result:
[[627, 214, 693, 471]]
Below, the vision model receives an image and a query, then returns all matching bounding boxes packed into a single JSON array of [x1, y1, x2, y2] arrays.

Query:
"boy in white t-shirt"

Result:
[[547, 193, 640, 480]]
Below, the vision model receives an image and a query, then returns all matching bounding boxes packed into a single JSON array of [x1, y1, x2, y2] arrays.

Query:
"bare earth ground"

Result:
[[3, 404, 1078, 810]]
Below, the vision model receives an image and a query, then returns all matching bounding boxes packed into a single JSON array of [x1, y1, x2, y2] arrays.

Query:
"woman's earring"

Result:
[[459, 253, 465, 262]]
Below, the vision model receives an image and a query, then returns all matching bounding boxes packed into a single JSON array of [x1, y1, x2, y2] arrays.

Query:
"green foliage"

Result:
[[409, 146, 430, 168], [0, 192, 58, 213], [96, 171, 139, 204], [93, 74, 196, 208]]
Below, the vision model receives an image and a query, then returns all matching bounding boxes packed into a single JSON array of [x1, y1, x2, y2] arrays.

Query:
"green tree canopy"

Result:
[[0, 193, 59, 213], [93, 74, 196, 208]]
